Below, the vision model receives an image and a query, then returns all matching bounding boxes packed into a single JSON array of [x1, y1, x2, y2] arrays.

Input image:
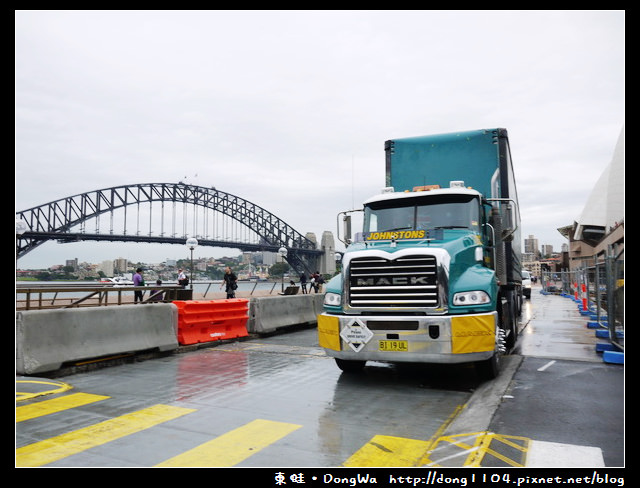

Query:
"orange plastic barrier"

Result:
[[173, 299, 249, 345]]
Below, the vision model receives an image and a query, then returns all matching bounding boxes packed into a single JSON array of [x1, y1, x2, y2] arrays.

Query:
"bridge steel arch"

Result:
[[15, 183, 323, 273]]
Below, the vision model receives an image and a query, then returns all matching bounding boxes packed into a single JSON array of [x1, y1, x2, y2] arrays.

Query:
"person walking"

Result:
[[309, 272, 318, 293], [133, 268, 145, 303], [300, 273, 308, 294], [220, 266, 238, 299], [316, 272, 325, 293]]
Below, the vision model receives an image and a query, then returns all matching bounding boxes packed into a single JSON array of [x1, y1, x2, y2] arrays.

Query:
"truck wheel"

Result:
[[476, 352, 500, 380], [517, 292, 523, 316], [335, 358, 366, 373], [505, 296, 518, 350], [499, 296, 517, 350]]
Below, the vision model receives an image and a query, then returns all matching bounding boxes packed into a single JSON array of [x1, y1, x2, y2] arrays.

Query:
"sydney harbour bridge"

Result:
[[15, 183, 332, 273]]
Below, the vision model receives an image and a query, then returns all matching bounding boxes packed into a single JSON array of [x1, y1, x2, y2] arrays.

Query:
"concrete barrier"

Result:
[[15, 295, 325, 374], [16, 304, 178, 375], [248, 294, 324, 334]]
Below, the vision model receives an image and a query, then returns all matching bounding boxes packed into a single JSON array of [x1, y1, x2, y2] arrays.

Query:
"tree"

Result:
[[269, 261, 290, 277], [35, 271, 52, 281]]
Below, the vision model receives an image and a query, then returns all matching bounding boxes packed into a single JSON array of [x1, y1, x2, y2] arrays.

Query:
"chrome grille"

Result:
[[348, 255, 439, 308]]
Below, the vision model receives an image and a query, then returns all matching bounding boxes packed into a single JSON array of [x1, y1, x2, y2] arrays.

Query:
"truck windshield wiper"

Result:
[[433, 226, 469, 229]]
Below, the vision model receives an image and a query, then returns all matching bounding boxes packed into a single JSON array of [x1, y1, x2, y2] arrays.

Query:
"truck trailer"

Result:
[[318, 128, 522, 379]]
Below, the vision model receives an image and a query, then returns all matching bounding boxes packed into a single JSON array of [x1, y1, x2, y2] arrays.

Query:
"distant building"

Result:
[[262, 251, 278, 266], [522, 252, 536, 266], [114, 257, 128, 274], [541, 244, 554, 257], [524, 235, 540, 259], [98, 260, 114, 276], [559, 126, 624, 270]]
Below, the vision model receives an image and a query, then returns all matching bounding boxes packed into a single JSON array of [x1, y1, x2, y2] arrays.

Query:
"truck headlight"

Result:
[[324, 292, 342, 307], [453, 291, 490, 305]]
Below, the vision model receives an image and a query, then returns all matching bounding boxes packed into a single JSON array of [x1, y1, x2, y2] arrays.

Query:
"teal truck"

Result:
[[318, 128, 522, 379]]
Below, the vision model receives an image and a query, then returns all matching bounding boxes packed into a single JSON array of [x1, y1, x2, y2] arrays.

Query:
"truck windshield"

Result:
[[363, 194, 480, 234]]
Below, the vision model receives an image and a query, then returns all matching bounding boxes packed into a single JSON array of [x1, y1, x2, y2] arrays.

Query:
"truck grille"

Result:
[[348, 255, 439, 308]]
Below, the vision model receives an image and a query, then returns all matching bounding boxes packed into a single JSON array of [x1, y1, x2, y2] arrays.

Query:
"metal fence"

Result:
[[15, 279, 308, 310], [539, 246, 624, 354], [15, 284, 187, 310]]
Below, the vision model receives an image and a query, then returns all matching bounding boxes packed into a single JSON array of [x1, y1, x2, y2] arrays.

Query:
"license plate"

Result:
[[379, 340, 408, 352]]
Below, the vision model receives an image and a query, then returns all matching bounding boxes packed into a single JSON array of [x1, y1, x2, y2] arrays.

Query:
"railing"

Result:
[[15, 283, 186, 310], [16, 279, 298, 310]]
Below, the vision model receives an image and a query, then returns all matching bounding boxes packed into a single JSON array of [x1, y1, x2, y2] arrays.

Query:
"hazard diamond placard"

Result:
[[340, 318, 373, 352]]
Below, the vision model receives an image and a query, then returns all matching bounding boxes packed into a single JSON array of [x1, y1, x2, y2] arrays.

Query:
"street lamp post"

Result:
[[278, 246, 288, 292], [186, 237, 198, 291]]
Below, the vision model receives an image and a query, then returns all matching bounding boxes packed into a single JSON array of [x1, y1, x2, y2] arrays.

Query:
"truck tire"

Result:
[[517, 291, 523, 316], [476, 352, 500, 380], [335, 358, 366, 373], [499, 295, 518, 350]]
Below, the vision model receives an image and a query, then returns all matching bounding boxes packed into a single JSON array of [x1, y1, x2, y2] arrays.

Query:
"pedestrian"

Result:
[[133, 268, 145, 303], [309, 273, 315, 293], [310, 272, 319, 293], [220, 266, 238, 299], [315, 272, 325, 293], [177, 268, 188, 288], [300, 273, 308, 294], [149, 279, 164, 302]]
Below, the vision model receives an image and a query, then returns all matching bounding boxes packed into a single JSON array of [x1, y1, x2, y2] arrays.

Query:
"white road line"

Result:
[[537, 360, 556, 372]]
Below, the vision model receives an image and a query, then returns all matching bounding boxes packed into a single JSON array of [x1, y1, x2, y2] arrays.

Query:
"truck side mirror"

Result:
[[343, 215, 352, 245], [337, 209, 363, 246], [487, 198, 518, 242], [501, 203, 514, 241]]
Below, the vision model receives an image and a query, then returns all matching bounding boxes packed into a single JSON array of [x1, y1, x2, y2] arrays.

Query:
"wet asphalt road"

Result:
[[16, 287, 624, 469]]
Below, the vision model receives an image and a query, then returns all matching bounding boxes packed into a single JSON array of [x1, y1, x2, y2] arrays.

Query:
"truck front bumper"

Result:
[[317, 312, 498, 364]]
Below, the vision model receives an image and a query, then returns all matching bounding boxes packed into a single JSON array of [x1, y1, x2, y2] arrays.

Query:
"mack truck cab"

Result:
[[318, 128, 522, 380]]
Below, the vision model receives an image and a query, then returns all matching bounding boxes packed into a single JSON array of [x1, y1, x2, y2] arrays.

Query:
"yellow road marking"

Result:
[[424, 431, 530, 467], [343, 435, 431, 467], [16, 393, 110, 422], [156, 419, 302, 467], [16, 380, 73, 402], [16, 404, 195, 467], [344, 404, 466, 467], [464, 432, 529, 467]]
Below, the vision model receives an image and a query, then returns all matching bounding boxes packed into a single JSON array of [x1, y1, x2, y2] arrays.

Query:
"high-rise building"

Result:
[[541, 244, 554, 257], [98, 260, 114, 276], [114, 257, 128, 274], [524, 235, 540, 258]]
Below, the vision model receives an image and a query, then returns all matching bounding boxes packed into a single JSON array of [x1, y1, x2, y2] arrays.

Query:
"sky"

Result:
[[15, 10, 625, 269]]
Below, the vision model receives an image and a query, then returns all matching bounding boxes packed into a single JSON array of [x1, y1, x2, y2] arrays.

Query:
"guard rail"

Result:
[[16, 283, 186, 310]]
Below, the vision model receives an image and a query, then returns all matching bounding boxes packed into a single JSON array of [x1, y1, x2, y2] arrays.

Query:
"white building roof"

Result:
[[573, 126, 624, 241]]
